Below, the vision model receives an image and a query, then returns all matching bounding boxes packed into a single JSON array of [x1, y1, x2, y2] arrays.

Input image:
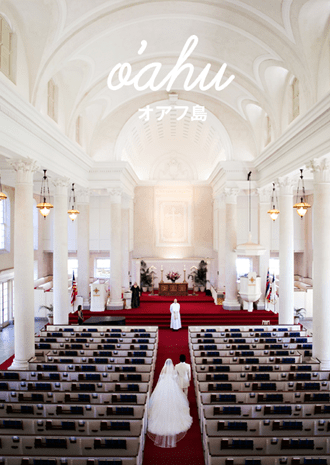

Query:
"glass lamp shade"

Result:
[[68, 208, 80, 221], [36, 202, 53, 217], [293, 201, 311, 217], [267, 208, 280, 221], [0, 191, 7, 200]]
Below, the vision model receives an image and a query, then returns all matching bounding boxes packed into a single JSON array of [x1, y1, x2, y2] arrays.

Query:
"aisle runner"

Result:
[[143, 328, 204, 465]]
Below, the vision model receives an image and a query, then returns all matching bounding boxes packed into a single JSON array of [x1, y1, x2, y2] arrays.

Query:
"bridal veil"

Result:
[[147, 358, 193, 448]]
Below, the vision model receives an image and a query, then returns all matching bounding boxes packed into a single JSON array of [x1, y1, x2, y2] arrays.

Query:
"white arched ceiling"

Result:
[[113, 98, 232, 181], [2, 0, 329, 181]]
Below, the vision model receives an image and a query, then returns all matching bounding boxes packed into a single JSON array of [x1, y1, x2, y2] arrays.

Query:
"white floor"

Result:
[[0, 320, 47, 365]]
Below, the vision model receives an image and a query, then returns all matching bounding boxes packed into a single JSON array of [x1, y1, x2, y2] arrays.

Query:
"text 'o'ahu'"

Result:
[[107, 35, 235, 93]]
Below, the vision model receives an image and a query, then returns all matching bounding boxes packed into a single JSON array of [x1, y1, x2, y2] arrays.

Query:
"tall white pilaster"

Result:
[[309, 158, 330, 369], [77, 189, 90, 307], [121, 196, 130, 290], [278, 177, 294, 324], [134, 259, 141, 286], [215, 194, 226, 291], [109, 189, 123, 309], [223, 188, 240, 310], [10, 159, 39, 370], [53, 178, 69, 324], [257, 187, 272, 309]]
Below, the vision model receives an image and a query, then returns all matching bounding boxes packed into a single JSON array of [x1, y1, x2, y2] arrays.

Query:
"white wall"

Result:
[[89, 196, 111, 251], [133, 185, 214, 259]]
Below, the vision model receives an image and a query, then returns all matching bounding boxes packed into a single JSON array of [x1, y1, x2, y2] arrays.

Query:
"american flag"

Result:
[[265, 270, 270, 297], [71, 271, 77, 306]]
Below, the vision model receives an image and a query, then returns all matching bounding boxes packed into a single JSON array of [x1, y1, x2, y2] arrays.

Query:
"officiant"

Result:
[[170, 298, 182, 330], [131, 282, 141, 308]]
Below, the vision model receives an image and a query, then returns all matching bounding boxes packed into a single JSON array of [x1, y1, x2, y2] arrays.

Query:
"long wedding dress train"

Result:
[[147, 358, 193, 448]]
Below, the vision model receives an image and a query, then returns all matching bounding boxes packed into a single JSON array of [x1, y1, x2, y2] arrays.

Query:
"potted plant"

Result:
[[188, 260, 208, 292], [40, 304, 53, 324], [140, 260, 152, 293]]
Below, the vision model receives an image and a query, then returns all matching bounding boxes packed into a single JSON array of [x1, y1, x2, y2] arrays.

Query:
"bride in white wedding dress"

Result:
[[147, 358, 193, 448]]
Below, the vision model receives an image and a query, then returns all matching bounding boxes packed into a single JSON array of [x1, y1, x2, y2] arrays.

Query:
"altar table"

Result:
[[158, 282, 188, 296]]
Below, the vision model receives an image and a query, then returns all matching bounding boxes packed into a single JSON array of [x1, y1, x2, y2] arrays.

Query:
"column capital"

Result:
[[257, 186, 273, 204], [77, 188, 90, 205], [108, 188, 122, 204], [121, 193, 133, 209], [308, 157, 330, 183], [224, 187, 240, 204], [52, 177, 70, 195], [277, 176, 294, 195], [214, 193, 225, 207], [10, 158, 39, 184]]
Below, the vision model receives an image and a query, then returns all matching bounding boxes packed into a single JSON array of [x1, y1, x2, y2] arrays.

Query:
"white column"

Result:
[[223, 188, 240, 310], [302, 194, 313, 278], [278, 177, 294, 324], [53, 178, 69, 324], [10, 159, 39, 370], [77, 189, 90, 308], [121, 195, 130, 290], [134, 259, 141, 286], [215, 194, 226, 291], [257, 187, 272, 309], [109, 189, 123, 309], [309, 158, 330, 369]]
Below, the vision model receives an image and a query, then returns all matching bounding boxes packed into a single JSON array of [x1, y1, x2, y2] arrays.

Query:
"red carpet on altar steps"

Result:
[[69, 292, 278, 327]]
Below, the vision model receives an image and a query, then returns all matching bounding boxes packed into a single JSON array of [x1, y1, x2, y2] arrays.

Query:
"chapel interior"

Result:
[[0, 0, 329, 464]]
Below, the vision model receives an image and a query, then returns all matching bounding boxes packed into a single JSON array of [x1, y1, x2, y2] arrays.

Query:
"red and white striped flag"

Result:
[[71, 271, 77, 306]]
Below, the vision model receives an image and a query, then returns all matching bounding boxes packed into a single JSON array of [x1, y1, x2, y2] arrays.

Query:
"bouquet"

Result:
[[166, 271, 181, 282]]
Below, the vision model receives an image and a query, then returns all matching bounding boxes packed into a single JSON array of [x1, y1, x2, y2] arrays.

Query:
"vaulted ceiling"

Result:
[[1, 0, 329, 182]]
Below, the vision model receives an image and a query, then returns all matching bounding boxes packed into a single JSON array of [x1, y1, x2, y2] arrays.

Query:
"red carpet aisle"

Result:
[[69, 292, 278, 327], [142, 328, 205, 465]]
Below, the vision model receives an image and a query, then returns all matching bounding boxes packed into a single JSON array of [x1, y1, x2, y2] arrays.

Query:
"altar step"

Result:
[[69, 309, 278, 328]]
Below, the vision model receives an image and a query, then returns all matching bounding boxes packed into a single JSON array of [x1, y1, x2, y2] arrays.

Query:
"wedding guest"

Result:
[[77, 305, 84, 325], [131, 282, 141, 308]]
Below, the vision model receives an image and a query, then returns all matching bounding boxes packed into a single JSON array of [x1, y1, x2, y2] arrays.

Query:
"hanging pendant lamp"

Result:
[[235, 172, 266, 256], [293, 169, 311, 218], [68, 183, 80, 221], [36, 169, 53, 218], [267, 183, 280, 221]]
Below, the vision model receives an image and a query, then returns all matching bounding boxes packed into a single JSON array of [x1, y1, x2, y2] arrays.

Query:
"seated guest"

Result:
[[131, 282, 141, 308], [77, 305, 84, 325]]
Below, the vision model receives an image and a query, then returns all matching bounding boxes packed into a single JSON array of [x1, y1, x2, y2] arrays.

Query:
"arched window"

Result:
[[47, 79, 58, 122], [0, 15, 15, 83], [292, 77, 300, 121], [0, 194, 10, 252]]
